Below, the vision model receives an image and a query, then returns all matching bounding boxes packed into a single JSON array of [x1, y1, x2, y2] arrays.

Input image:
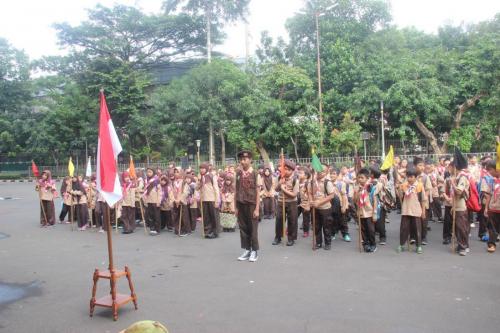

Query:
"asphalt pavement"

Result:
[[1, 182, 500, 333]]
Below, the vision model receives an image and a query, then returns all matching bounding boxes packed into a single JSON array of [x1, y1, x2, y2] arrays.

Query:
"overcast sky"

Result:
[[1, 0, 499, 60]]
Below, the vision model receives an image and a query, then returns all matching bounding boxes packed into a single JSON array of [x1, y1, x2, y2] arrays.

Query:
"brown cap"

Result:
[[237, 150, 252, 159], [284, 159, 296, 170], [200, 162, 210, 170]]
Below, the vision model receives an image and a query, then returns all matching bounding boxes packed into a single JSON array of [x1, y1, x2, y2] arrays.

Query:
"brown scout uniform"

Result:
[[235, 167, 260, 251]]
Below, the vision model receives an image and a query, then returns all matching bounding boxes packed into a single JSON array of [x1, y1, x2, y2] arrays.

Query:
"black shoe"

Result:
[[324, 244, 331, 250], [286, 240, 294, 246], [121, 230, 132, 234], [422, 239, 428, 245], [316, 243, 322, 249], [443, 239, 451, 245], [205, 233, 216, 239], [272, 238, 281, 245]]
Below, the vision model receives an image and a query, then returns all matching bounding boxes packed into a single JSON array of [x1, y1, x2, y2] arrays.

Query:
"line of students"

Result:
[[35, 153, 500, 257]]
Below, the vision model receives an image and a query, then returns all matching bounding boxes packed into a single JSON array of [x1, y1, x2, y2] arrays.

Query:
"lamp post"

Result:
[[315, 11, 324, 152], [380, 101, 385, 159], [196, 139, 201, 171], [361, 132, 370, 162]]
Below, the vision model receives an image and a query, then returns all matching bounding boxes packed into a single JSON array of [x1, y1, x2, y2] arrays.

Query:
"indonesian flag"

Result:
[[96, 90, 123, 207]]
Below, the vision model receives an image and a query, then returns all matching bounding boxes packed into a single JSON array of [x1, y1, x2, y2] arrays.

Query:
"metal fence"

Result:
[[3, 151, 495, 179]]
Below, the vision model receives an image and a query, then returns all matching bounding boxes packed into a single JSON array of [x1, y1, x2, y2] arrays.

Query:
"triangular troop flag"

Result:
[[311, 148, 324, 173], [380, 145, 394, 171], [85, 156, 92, 178], [68, 157, 75, 177], [129, 155, 137, 179], [31, 160, 40, 178], [96, 90, 123, 207]]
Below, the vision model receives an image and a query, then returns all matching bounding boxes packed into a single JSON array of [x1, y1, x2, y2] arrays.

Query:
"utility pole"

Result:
[[380, 101, 385, 159], [315, 12, 324, 152]]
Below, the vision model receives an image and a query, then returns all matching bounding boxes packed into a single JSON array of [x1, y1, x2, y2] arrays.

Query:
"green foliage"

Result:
[[448, 126, 475, 153], [328, 112, 362, 154]]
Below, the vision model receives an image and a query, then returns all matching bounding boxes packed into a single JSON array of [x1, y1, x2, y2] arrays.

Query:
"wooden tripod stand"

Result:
[[90, 204, 138, 321]]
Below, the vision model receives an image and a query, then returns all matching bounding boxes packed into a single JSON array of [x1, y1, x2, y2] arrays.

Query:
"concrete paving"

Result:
[[1, 182, 500, 333]]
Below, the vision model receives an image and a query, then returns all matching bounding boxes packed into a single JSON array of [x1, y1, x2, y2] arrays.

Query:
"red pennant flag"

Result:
[[31, 160, 40, 178], [96, 90, 123, 206], [279, 150, 286, 176]]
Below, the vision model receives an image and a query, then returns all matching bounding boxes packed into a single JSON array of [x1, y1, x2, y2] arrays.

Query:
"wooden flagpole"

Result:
[[281, 148, 286, 245]]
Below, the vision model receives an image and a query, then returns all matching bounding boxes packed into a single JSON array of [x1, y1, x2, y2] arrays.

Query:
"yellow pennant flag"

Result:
[[68, 157, 75, 177], [496, 141, 500, 171], [380, 145, 394, 171]]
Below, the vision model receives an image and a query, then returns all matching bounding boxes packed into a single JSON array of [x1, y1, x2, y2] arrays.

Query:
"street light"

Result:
[[380, 100, 386, 159], [195, 139, 201, 171], [315, 3, 338, 152], [361, 132, 371, 162]]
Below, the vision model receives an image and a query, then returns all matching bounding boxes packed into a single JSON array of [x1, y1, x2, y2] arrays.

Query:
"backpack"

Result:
[[460, 175, 481, 212], [325, 180, 341, 215]]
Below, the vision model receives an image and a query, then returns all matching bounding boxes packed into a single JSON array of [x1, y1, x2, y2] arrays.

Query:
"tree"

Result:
[[163, 0, 251, 163], [328, 112, 362, 154]]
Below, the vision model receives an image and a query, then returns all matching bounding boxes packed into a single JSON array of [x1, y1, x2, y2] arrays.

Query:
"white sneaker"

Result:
[[470, 223, 475, 228], [248, 251, 258, 262], [150, 230, 158, 236], [238, 250, 251, 261], [465, 248, 470, 253], [98, 228, 104, 233]]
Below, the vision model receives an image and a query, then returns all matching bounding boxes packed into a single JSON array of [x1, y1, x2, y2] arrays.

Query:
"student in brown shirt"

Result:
[[483, 160, 500, 253], [450, 160, 471, 256], [199, 163, 219, 239], [310, 164, 336, 250], [36, 170, 57, 226], [273, 160, 299, 246], [297, 167, 311, 238], [261, 167, 276, 219], [413, 157, 431, 245], [398, 167, 425, 254], [143, 168, 161, 236], [120, 171, 136, 234], [58, 176, 73, 224], [440, 168, 453, 244], [353, 168, 377, 253], [234, 150, 260, 262]]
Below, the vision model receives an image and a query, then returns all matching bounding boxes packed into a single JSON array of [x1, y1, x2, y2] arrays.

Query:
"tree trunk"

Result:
[[256, 141, 270, 164], [453, 92, 487, 129], [209, 119, 214, 165], [219, 127, 225, 165], [414, 117, 443, 154], [290, 136, 299, 161]]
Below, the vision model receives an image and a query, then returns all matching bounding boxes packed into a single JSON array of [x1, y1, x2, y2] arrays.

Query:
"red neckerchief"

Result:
[[359, 184, 369, 206], [405, 184, 417, 197], [122, 181, 132, 197]]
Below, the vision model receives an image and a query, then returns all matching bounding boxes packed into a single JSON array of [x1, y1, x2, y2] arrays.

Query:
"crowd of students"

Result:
[[34, 151, 500, 260]]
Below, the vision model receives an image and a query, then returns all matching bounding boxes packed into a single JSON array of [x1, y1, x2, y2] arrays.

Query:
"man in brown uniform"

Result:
[[199, 163, 220, 239], [450, 158, 471, 256], [234, 150, 260, 262], [273, 160, 299, 246], [483, 160, 500, 253]]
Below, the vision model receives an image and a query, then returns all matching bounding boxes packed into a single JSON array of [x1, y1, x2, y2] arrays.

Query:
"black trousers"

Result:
[[314, 208, 333, 246], [76, 203, 89, 228], [360, 217, 376, 247], [431, 198, 442, 220], [262, 197, 275, 218], [487, 212, 500, 247], [172, 204, 190, 235], [59, 203, 73, 222], [121, 206, 136, 232], [298, 206, 311, 232], [375, 208, 386, 241], [189, 208, 198, 232], [400, 215, 422, 246], [275, 200, 298, 241], [146, 203, 161, 233], [443, 206, 452, 241], [478, 204, 487, 237], [236, 202, 259, 251], [202, 201, 218, 236], [456, 210, 470, 250]]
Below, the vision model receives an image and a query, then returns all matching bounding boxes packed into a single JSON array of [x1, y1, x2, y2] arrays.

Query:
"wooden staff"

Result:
[[310, 177, 316, 251], [177, 204, 183, 236], [200, 176, 205, 238], [71, 195, 75, 231], [357, 209, 363, 253], [88, 186, 94, 230], [281, 149, 286, 245], [36, 183, 49, 226], [139, 199, 147, 235], [451, 169, 457, 253]]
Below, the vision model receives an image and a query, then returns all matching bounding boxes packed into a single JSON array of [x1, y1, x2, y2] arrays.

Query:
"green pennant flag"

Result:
[[311, 148, 323, 172]]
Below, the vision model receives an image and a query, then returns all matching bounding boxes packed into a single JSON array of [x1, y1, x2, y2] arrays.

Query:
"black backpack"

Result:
[[324, 180, 342, 215]]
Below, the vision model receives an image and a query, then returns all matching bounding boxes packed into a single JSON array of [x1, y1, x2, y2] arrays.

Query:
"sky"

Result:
[[0, 0, 499, 60]]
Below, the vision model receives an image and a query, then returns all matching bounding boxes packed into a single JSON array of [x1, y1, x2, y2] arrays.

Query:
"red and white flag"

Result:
[[96, 90, 123, 207]]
